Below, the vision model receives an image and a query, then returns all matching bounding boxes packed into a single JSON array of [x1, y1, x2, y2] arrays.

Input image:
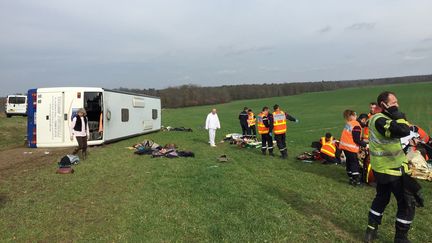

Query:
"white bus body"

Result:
[[27, 87, 161, 148], [5, 95, 27, 117]]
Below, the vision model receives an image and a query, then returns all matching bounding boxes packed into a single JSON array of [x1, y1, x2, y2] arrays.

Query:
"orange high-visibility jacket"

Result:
[[272, 111, 287, 135], [339, 120, 361, 153], [417, 126, 430, 143], [257, 112, 269, 135], [363, 112, 374, 140], [247, 112, 256, 127], [320, 136, 336, 157]]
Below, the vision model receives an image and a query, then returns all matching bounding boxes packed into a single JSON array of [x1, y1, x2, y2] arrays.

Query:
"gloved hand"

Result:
[[295, 119, 299, 123]]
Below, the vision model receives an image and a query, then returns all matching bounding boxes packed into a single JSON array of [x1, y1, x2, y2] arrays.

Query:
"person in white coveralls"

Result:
[[205, 108, 221, 147]]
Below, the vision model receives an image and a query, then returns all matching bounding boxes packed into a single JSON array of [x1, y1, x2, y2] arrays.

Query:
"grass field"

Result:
[[0, 114, 27, 150], [0, 82, 431, 242]]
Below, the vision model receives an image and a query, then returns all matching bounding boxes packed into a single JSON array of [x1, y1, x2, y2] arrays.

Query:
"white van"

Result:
[[27, 87, 161, 148], [5, 94, 27, 117]]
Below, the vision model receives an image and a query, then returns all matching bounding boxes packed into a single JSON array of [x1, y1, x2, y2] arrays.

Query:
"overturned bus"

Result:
[[27, 87, 161, 148]]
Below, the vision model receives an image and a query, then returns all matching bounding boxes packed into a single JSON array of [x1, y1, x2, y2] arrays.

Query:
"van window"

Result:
[[8, 97, 26, 104], [152, 109, 158, 120], [121, 108, 129, 122]]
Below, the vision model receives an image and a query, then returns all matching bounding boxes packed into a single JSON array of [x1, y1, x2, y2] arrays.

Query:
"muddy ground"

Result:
[[0, 146, 72, 180]]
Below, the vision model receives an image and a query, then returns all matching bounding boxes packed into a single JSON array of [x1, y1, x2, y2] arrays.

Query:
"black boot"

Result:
[[281, 150, 288, 159], [261, 149, 266, 155], [394, 224, 411, 243], [364, 224, 378, 242], [352, 175, 362, 186], [82, 150, 87, 160], [269, 149, 275, 156]]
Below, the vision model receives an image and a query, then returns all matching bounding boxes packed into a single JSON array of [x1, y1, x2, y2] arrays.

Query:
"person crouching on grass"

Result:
[[339, 109, 367, 186], [70, 108, 90, 159]]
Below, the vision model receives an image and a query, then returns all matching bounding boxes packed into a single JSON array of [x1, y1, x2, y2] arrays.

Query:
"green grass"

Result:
[[0, 114, 26, 150], [0, 82, 432, 242]]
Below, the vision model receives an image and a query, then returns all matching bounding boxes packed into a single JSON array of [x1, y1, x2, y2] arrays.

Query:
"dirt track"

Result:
[[0, 146, 71, 180]]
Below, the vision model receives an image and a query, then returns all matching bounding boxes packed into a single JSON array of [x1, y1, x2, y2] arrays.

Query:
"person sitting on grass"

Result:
[[319, 132, 339, 164]]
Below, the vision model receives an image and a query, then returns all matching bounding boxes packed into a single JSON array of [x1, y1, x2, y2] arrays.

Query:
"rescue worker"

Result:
[[369, 102, 378, 117], [247, 109, 257, 138], [357, 113, 369, 141], [268, 104, 298, 159], [70, 108, 90, 160], [257, 106, 274, 156], [320, 133, 338, 164], [364, 91, 419, 243], [363, 102, 378, 141], [238, 107, 249, 135], [339, 110, 367, 186]]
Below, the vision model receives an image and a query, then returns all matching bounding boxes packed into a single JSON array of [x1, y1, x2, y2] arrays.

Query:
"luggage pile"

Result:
[[223, 133, 262, 148], [133, 139, 194, 158]]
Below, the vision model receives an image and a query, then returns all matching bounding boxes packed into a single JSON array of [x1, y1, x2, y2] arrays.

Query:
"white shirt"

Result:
[[205, 113, 221, 130], [70, 116, 90, 137]]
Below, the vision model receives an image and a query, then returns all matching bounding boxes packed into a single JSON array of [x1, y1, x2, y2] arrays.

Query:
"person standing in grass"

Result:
[[238, 107, 249, 135], [257, 106, 274, 156], [70, 108, 90, 159], [205, 108, 221, 147], [247, 109, 257, 138], [339, 109, 367, 186], [364, 91, 420, 243], [268, 104, 298, 159]]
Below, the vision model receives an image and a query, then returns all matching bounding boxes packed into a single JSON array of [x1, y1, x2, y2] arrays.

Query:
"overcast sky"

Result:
[[1, 0, 432, 96]]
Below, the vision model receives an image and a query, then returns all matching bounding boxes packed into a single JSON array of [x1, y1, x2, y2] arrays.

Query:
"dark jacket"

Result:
[[74, 116, 88, 132], [239, 110, 248, 126]]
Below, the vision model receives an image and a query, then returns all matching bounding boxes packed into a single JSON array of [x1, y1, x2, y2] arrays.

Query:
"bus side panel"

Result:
[[103, 91, 160, 141], [27, 89, 37, 148]]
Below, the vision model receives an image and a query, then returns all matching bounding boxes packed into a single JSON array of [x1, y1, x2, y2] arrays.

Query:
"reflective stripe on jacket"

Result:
[[272, 111, 287, 135], [320, 136, 336, 157], [257, 112, 269, 135], [368, 113, 409, 176], [247, 112, 256, 127], [339, 120, 360, 153]]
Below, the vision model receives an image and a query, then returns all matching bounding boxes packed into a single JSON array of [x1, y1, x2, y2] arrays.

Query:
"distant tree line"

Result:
[[118, 74, 432, 108]]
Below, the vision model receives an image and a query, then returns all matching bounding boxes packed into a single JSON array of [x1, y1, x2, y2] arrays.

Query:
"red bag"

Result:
[[56, 167, 74, 174]]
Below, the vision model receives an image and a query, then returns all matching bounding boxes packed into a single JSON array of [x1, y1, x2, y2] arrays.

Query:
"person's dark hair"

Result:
[[343, 109, 356, 120], [369, 102, 378, 106], [262, 106, 269, 111], [243, 107, 248, 111], [248, 109, 252, 112], [377, 91, 395, 108], [325, 132, 332, 139], [273, 104, 279, 110], [358, 113, 368, 120]]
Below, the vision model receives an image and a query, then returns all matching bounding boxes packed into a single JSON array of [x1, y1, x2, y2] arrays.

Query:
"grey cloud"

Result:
[[411, 47, 432, 53], [422, 37, 432, 42], [318, 26, 331, 33], [345, 22, 376, 31], [216, 69, 239, 75], [223, 46, 274, 57], [259, 66, 281, 72], [403, 55, 427, 61]]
